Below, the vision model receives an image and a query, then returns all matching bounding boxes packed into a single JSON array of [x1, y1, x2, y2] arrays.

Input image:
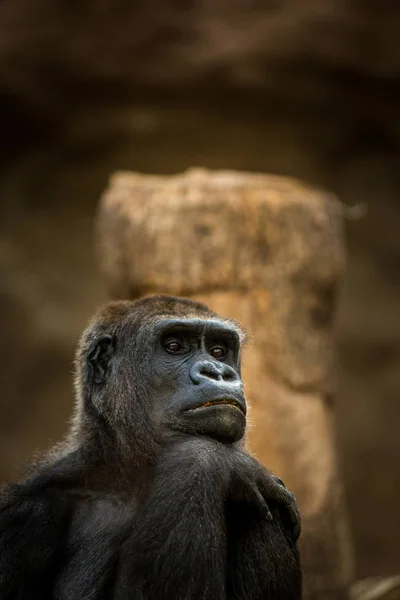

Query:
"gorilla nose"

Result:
[[190, 360, 242, 389]]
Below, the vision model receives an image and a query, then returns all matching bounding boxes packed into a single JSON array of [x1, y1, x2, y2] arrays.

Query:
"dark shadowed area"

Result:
[[0, 0, 399, 582]]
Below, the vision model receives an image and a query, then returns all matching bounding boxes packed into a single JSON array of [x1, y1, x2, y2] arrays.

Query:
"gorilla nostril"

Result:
[[221, 364, 240, 384], [199, 365, 221, 381], [222, 369, 235, 383], [190, 361, 224, 384], [190, 361, 241, 387]]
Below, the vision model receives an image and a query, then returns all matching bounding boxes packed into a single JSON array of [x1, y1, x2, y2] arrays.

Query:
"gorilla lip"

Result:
[[189, 398, 245, 414]]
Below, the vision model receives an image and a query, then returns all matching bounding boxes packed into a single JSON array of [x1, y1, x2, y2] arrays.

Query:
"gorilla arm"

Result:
[[0, 482, 71, 599], [118, 435, 300, 600], [0, 439, 300, 600], [118, 437, 228, 599], [0, 472, 133, 600]]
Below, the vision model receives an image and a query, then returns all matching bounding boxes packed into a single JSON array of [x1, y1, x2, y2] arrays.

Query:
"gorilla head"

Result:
[[74, 296, 248, 460]]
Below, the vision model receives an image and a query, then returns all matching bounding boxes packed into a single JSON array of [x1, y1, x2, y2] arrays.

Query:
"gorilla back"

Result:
[[0, 295, 302, 600]]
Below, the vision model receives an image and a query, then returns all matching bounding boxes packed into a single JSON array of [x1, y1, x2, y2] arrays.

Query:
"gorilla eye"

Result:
[[210, 345, 227, 360], [164, 340, 182, 353]]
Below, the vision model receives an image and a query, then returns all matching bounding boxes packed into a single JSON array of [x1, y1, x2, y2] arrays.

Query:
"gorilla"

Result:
[[0, 295, 302, 600]]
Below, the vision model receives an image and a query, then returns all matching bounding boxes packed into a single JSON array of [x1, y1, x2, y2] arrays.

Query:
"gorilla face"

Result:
[[152, 318, 247, 443], [87, 312, 247, 444]]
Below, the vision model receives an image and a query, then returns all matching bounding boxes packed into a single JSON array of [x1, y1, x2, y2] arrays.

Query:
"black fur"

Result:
[[0, 295, 302, 599]]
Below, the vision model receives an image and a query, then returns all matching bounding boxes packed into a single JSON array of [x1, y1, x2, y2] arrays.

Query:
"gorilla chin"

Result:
[[182, 400, 247, 443]]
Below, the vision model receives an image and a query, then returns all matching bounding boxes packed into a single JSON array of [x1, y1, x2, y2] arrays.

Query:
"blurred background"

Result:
[[0, 0, 399, 583]]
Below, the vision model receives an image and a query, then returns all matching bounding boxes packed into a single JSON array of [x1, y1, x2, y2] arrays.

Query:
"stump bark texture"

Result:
[[96, 168, 354, 599]]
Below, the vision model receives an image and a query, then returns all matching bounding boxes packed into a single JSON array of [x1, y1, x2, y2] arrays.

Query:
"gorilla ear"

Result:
[[87, 335, 116, 384]]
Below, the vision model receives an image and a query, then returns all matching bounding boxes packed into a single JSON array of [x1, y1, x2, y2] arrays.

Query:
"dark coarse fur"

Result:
[[0, 295, 302, 600]]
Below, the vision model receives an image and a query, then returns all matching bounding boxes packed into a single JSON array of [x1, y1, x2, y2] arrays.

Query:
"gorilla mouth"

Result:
[[191, 398, 245, 414]]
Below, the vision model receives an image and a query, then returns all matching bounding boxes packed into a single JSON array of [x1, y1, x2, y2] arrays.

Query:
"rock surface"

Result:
[[97, 167, 354, 599]]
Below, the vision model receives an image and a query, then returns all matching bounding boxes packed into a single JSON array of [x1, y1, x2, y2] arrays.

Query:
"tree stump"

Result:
[[96, 168, 354, 599]]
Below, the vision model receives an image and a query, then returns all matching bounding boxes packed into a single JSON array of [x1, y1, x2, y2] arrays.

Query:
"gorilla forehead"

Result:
[[88, 295, 245, 342], [152, 318, 242, 343]]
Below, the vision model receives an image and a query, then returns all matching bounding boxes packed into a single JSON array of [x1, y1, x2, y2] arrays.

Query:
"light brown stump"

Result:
[[96, 168, 354, 599]]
